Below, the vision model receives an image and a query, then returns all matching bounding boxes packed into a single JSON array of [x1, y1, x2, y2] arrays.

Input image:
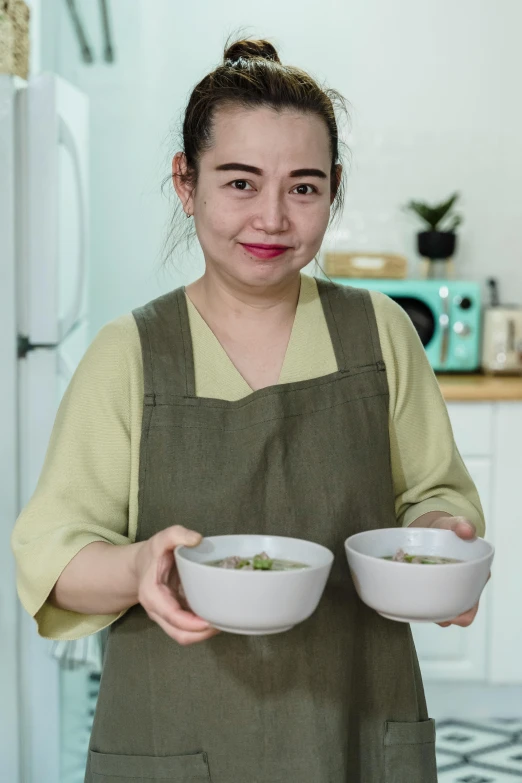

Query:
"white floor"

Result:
[[435, 719, 522, 781]]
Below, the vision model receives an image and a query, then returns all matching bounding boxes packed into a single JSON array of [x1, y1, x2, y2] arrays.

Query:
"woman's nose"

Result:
[[251, 191, 290, 234]]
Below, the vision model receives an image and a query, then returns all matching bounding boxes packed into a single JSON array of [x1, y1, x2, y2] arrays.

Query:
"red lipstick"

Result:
[[241, 243, 290, 260]]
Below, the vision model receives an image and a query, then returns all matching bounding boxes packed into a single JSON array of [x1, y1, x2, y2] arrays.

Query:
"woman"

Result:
[[13, 38, 486, 783]]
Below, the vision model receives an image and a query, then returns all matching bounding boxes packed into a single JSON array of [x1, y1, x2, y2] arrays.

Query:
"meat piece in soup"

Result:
[[206, 552, 308, 571], [382, 548, 461, 564]]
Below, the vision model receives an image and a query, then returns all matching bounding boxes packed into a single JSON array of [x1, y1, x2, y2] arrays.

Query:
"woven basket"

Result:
[[323, 251, 407, 279], [0, 0, 30, 80]]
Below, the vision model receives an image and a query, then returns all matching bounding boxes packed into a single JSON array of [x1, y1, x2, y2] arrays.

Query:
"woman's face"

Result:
[[175, 106, 337, 291]]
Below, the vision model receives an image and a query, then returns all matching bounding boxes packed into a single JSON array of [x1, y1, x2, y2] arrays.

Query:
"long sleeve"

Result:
[[11, 314, 144, 640], [370, 291, 486, 536]]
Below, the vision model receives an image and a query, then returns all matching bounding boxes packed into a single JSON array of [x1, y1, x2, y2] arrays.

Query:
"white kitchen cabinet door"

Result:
[[446, 402, 493, 457], [412, 455, 491, 681], [488, 403, 522, 684]]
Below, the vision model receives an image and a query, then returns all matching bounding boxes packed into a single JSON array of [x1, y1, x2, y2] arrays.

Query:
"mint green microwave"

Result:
[[330, 278, 482, 372]]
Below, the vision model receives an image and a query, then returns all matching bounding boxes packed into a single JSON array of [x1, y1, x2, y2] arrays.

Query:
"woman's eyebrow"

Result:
[[215, 163, 327, 179]]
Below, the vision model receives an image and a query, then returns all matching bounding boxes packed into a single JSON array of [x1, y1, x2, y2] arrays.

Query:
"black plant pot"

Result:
[[417, 231, 457, 260]]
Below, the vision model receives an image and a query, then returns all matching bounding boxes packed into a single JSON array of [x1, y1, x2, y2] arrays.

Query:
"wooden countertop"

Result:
[[437, 373, 522, 401]]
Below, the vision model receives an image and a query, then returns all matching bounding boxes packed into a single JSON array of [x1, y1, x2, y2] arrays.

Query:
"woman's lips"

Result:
[[240, 243, 290, 260]]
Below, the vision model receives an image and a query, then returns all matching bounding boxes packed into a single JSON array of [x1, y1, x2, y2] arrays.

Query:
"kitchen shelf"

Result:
[[437, 373, 522, 401]]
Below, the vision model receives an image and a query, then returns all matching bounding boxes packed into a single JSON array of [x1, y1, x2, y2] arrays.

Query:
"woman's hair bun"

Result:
[[224, 39, 281, 65]]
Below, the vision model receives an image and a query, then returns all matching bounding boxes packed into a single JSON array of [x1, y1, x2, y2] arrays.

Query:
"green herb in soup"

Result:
[[383, 548, 461, 565], [206, 551, 308, 571]]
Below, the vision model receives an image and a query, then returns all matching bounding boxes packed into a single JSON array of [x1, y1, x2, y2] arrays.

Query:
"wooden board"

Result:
[[437, 374, 522, 401]]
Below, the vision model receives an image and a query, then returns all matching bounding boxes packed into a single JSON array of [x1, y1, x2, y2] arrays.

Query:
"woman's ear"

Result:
[[172, 152, 195, 216], [330, 163, 342, 204]]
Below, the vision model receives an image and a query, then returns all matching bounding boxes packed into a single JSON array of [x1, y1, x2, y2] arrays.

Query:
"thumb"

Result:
[[165, 525, 202, 548], [432, 515, 476, 540]]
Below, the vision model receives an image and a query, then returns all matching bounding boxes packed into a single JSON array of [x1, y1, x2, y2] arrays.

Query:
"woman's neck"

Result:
[[186, 269, 302, 331], [185, 268, 303, 391]]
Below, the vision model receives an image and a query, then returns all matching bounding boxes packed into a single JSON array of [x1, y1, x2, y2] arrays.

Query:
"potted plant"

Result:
[[404, 192, 463, 262]]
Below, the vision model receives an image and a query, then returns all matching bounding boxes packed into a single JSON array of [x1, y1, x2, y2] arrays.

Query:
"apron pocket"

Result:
[[89, 749, 211, 781], [384, 719, 437, 783]]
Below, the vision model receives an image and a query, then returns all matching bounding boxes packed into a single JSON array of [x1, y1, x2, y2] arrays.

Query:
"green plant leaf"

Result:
[[443, 214, 463, 232], [404, 192, 461, 231], [430, 192, 460, 228], [405, 200, 437, 229]]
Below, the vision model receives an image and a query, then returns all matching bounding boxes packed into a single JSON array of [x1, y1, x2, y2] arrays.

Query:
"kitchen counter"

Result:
[[437, 373, 522, 401]]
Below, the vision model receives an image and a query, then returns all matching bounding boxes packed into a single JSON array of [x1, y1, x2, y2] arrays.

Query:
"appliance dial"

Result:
[[454, 321, 471, 336], [454, 295, 473, 310]]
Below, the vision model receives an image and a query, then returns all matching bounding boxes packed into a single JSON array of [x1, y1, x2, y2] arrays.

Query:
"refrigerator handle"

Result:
[[58, 116, 86, 341]]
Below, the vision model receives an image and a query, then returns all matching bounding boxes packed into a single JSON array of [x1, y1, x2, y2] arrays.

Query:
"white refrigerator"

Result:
[[0, 72, 90, 783]]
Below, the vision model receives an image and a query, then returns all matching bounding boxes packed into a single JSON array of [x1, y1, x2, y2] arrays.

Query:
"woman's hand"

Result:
[[132, 525, 220, 645], [408, 513, 490, 628]]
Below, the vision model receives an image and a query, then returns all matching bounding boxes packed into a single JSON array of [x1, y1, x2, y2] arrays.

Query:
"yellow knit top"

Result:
[[11, 276, 485, 641]]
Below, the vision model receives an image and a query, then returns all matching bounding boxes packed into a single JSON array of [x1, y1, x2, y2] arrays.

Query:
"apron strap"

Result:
[[133, 279, 385, 400], [132, 287, 196, 400], [316, 279, 386, 373]]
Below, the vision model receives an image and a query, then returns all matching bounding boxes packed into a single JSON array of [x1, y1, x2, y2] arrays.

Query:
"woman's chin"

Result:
[[241, 264, 298, 288], [204, 250, 308, 289], [237, 254, 306, 285]]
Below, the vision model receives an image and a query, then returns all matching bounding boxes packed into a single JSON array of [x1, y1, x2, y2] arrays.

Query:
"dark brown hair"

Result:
[[161, 35, 349, 263]]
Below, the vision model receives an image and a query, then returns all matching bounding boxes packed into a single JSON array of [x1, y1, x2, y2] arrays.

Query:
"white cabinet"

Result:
[[488, 403, 522, 684], [413, 400, 522, 684]]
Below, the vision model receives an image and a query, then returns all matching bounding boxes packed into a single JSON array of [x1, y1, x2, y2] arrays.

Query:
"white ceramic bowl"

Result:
[[175, 534, 334, 635], [345, 527, 494, 623]]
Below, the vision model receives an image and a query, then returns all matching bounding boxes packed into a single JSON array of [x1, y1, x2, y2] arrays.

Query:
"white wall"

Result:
[[52, 0, 522, 336]]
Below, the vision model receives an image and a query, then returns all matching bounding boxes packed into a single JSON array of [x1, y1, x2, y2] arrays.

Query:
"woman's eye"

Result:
[[293, 184, 316, 195], [229, 181, 316, 195], [230, 180, 253, 191]]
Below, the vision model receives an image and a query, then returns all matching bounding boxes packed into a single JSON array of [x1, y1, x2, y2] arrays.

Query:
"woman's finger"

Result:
[[437, 572, 491, 628], [450, 603, 479, 627], [141, 581, 211, 632], [432, 515, 477, 540], [153, 583, 211, 631], [149, 610, 220, 646], [160, 524, 202, 550], [437, 602, 479, 628], [169, 568, 191, 611]]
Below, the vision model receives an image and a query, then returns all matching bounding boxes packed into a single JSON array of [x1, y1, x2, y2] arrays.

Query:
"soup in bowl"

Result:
[[175, 534, 334, 635], [345, 527, 494, 623]]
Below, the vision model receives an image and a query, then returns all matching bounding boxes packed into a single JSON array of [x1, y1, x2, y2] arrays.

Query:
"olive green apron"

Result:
[[85, 280, 437, 783]]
